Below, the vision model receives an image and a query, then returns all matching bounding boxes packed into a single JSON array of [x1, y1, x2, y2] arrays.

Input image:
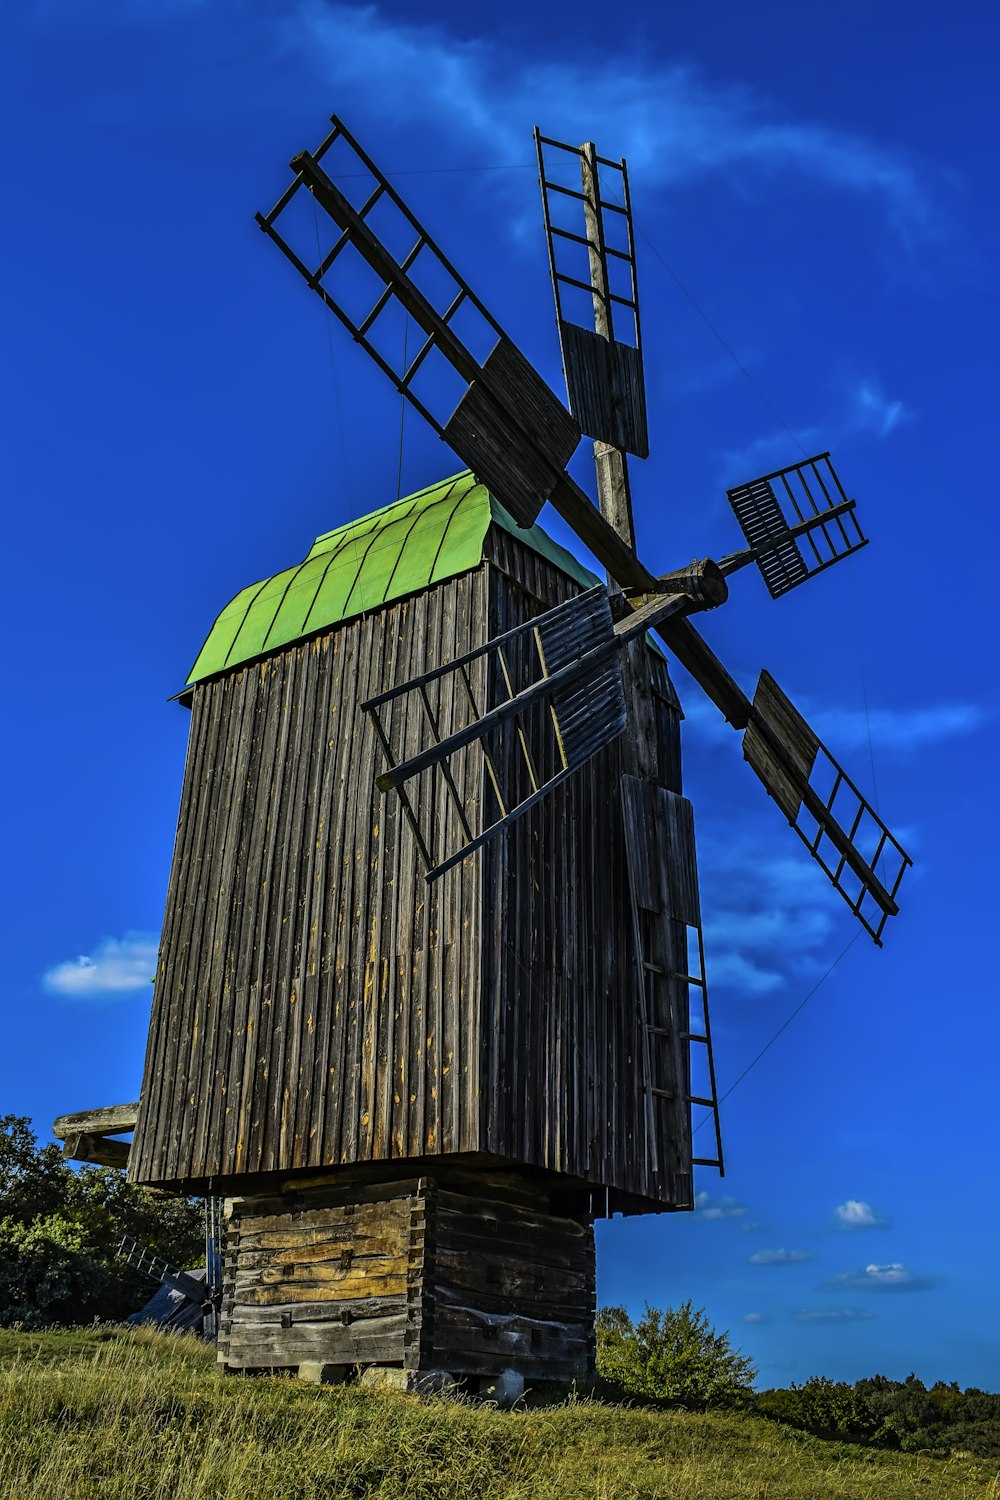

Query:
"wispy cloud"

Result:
[[749, 1248, 816, 1266], [810, 703, 984, 754], [695, 1192, 748, 1221], [288, 3, 937, 238], [834, 1200, 891, 1231], [827, 1262, 938, 1293], [743, 1312, 768, 1324], [683, 692, 984, 757], [696, 826, 841, 995], [720, 373, 913, 483], [795, 1308, 877, 1324], [42, 932, 158, 999], [851, 378, 913, 437]]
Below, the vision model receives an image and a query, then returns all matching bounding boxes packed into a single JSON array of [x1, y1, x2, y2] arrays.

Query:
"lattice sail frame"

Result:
[[743, 671, 911, 943], [727, 453, 868, 599], [256, 116, 580, 528], [621, 777, 723, 1189], [534, 129, 648, 458], [362, 587, 628, 882]]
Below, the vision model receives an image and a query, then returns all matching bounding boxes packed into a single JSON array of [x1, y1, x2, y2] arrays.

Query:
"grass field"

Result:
[[0, 1328, 996, 1500]]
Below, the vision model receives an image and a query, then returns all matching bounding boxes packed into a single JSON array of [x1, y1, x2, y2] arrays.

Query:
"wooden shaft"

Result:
[[580, 142, 637, 553], [295, 144, 751, 731], [291, 152, 481, 386], [547, 473, 752, 728]]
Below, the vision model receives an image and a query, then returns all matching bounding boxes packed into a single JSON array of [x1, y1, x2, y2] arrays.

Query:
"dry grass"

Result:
[[0, 1327, 997, 1500]]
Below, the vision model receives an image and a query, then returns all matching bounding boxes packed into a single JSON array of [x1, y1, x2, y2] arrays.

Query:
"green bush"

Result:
[[757, 1376, 890, 1445], [758, 1372, 1000, 1458], [0, 1116, 203, 1327], [0, 1214, 106, 1328], [595, 1301, 756, 1409]]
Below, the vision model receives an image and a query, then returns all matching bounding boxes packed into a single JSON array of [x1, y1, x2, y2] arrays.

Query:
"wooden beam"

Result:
[[53, 1103, 139, 1139], [61, 1132, 131, 1169]]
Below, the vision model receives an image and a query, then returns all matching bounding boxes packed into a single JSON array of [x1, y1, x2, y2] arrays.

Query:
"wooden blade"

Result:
[[725, 454, 868, 599], [535, 129, 648, 457], [363, 587, 628, 880], [257, 117, 580, 527], [620, 778, 724, 1180], [743, 671, 911, 943]]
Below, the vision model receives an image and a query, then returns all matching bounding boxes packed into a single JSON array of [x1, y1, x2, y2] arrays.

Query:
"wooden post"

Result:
[[580, 142, 637, 553]]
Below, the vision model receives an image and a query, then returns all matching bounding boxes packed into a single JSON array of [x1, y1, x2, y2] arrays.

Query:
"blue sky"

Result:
[[3, 0, 997, 1389]]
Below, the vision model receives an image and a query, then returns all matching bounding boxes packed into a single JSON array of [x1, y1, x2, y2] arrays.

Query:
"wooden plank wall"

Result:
[[131, 572, 488, 1188], [219, 1171, 595, 1382], [480, 530, 686, 1206], [427, 1173, 595, 1382], [219, 1178, 415, 1370], [132, 531, 689, 1211]]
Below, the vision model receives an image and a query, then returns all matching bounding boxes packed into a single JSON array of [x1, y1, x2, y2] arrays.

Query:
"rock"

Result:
[[478, 1368, 525, 1408], [297, 1362, 349, 1385]]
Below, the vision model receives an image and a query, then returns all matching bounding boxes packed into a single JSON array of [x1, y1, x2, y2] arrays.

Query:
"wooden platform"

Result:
[[218, 1169, 595, 1385]]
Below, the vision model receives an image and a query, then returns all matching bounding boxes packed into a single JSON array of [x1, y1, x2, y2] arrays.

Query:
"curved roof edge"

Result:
[[185, 471, 599, 686]]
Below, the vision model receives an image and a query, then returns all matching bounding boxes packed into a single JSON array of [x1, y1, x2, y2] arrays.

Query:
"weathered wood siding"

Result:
[[132, 573, 488, 1187], [219, 1171, 594, 1381], [133, 530, 688, 1208], [480, 530, 685, 1206]]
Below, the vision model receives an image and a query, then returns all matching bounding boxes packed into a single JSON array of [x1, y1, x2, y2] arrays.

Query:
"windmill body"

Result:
[[129, 474, 699, 1381], [52, 114, 910, 1388]]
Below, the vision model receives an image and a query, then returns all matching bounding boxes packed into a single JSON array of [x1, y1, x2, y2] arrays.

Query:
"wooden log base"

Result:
[[218, 1170, 596, 1385]]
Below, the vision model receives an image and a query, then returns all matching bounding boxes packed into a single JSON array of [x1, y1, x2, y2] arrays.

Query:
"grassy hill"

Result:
[[0, 1328, 996, 1500]]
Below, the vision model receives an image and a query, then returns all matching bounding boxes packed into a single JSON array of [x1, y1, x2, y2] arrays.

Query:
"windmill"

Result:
[[55, 115, 909, 1395]]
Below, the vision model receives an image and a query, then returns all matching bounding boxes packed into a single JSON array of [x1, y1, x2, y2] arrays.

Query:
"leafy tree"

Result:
[[0, 1115, 72, 1222], [596, 1301, 757, 1409], [757, 1377, 891, 1445], [0, 1116, 203, 1327], [0, 1214, 107, 1328]]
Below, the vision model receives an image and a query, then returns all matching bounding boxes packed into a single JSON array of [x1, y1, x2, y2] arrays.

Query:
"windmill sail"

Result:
[[726, 454, 868, 599], [743, 671, 911, 943], [363, 587, 626, 880], [621, 777, 723, 1190], [257, 116, 580, 527], [535, 130, 648, 459]]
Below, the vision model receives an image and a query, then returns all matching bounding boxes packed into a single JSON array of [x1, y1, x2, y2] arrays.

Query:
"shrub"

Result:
[[595, 1301, 757, 1409], [757, 1376, 890, 1445]]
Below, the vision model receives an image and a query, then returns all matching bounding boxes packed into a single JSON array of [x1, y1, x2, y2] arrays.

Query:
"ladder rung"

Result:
[[687, 1094, 716, 1108], [680, 1032, 709, 1044], [649, 1086, 675, 1100], [692, 1157, 723, 1168], [643, 961, 706, 987], [647, 1024, 672, 1038]]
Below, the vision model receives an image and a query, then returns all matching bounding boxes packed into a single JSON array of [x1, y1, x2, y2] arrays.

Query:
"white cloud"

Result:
[[743, 1312, 767, 1324], [288, 3, 935, 237], [835, 1199, 890, 1230], [827, 1262, 937, 1293], [694, 1192, 748, 1221], [42, 932, 159, 999], [749, 1248, 816, 1266]]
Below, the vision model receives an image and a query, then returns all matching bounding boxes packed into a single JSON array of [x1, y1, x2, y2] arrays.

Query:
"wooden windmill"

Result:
[[53, 116, 909, 1393]]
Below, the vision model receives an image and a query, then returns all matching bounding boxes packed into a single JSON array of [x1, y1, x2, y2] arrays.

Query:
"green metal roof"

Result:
[[186, 471, 598, 685]]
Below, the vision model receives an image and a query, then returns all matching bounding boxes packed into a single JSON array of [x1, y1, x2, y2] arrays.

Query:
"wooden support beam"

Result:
[[62, 1132, 131, 1169], [53, 1103, 139, 1139]]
